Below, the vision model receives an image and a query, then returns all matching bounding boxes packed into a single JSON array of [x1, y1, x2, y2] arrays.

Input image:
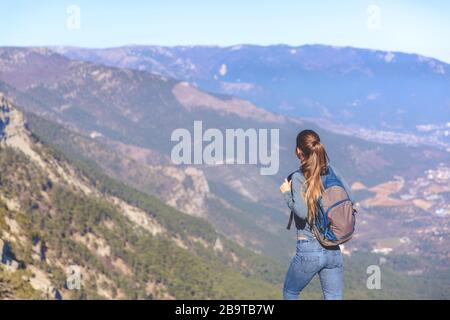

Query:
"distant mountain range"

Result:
[[53, 44, 450, 134]]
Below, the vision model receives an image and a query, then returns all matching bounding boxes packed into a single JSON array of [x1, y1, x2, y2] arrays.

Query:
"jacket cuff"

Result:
[[283, 190, 292, 203]]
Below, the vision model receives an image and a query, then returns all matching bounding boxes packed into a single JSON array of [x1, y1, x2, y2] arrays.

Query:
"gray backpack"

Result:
[[287, 166, 356, 247]]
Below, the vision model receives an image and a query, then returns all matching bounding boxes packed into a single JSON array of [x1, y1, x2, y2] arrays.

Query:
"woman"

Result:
[[279, 129, 353, 300]]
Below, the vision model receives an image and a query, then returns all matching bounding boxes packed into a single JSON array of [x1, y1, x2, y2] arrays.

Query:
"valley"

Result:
[[348, 163, 449, 265]]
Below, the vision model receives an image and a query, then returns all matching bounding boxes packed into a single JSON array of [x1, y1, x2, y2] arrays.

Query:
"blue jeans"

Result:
[[283, 237, 344, 300]]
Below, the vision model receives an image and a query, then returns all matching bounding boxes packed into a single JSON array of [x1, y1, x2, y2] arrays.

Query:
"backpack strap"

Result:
[[286, 211, 294, 230], [285, 170, 299, 230]]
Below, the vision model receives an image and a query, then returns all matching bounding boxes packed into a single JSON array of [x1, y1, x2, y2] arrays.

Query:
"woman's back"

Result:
[[285, 164, 353, 236]]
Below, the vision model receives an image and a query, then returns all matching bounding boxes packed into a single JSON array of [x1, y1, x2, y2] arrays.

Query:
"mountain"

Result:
[[0, 47, 448, 264], [53, 44, 450, 134]]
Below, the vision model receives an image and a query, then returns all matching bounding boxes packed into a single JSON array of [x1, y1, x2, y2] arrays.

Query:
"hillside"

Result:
[[0, 94, 287, 299]]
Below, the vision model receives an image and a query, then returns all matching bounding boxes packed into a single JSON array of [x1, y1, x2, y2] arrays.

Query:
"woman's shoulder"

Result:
[[290, 169, 305, 182]]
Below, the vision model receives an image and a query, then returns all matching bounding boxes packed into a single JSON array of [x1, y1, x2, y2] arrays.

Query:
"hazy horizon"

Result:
[[4, 43, 450, 65], [2, 0, 450, 63]]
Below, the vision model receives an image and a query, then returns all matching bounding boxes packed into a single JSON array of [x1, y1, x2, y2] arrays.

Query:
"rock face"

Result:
[[214, 238, 224, 253], [0, 93, 42, 165], [0, 239, 19, 271], [0, 238, 5, 263], [0, 281, 14, 300], [162, 166, 210, 218], [0, 93, 10, 138]]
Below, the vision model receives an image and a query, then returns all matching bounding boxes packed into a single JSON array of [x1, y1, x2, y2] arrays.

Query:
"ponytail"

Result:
[[296, 131, 328, 225]]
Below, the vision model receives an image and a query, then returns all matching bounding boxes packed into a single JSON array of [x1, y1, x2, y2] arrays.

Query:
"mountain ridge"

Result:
[[52, 43, 450, 65]]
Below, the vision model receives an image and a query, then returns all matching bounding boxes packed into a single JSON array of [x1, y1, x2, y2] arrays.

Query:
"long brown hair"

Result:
[[296, 130, 329, 225]]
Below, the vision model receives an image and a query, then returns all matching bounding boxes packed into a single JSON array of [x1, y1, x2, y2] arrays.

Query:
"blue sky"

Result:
[[1, 0, 450, 62]]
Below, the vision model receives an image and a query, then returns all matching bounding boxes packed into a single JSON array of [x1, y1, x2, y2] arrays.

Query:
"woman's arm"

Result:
[[282, 172, 308, 220]]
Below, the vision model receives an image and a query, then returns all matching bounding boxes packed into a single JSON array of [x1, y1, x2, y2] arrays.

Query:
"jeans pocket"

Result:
[[328, 251, 344, 269], [298, 255, 320, 273], [297, 238, 321, 252]]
